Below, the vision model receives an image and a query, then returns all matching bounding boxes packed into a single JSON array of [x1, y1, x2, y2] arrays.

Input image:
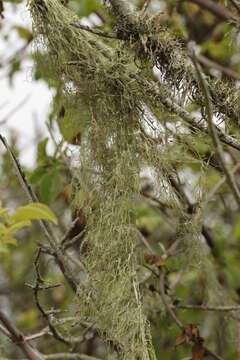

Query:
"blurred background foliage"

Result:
[[1, 0, 240, 359]]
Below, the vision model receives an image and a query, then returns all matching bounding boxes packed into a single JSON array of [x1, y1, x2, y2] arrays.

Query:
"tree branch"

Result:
[[192, 55, 240, 208], [197, 54, 240, 81], [188, 0, 236, 21], [0, 133, 78, 292], [0, 310, 44, 360]]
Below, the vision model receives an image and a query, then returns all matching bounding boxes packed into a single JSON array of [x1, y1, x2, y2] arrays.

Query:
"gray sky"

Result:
[[0, 2, 54, 168]]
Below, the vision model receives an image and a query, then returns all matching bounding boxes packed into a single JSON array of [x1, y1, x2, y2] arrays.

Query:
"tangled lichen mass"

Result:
[[28, 0, 240, 358]]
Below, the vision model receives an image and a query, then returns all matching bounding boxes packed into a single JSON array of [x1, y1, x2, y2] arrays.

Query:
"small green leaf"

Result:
[[13, 26, 32, 42], [4, 237, 18, 246], [40, 170, 61, 204], [37, 138, 49, 163], [0, 208, 10, 217], [29, 167, 46, 185], [5, 220, 31, 235], [11, 203, 58, 225]]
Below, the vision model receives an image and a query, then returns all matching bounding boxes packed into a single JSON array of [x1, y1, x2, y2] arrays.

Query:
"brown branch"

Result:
[[197, 54, 240, 81], [229, 0, 240, 15], [159, 272, 184, 330], [188, 0, 236, 21], [0, 310, 43, 360]]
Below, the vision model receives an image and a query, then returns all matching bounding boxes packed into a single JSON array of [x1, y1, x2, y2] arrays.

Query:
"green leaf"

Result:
[[5, 220, 31, 235], [29, 167, 46, 185], [9, 60, 21, 85], [4, 237, 18, 246], [37, 138, 49, 163], [13, 26, 32, 42], [69, 0, 101, 17], [0, 208, 9, 217], [40, 170, 61, 204], [11, 203, 58, 225]]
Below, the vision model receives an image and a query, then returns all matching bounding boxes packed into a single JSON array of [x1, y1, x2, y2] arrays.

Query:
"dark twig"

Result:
[[174, 303, 240, 312], [197, 54, 240, 81], [70, 23, 118, 39], [229, 0, 240, 15], [0, 95, 30, 125], [0, 310, 43, 360], [0, 134, 78, 292], [32, 249, 70, 346], [192, 54, 240, 208]]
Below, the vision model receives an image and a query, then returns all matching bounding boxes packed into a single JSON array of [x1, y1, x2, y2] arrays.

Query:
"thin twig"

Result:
[[192, 54, 240, 208], [174, 303, 240, 312], [0, 95, 30, 125], [133, 75, 240, 152], [140, 0, 151, 14], [159, 271, 184, 330], [158, 271, 223, 360], [32, 249, 70, 346], [229, 0, 240, 14], [198, 54, 240, 81], [0, 134, 78, 292], [203, 162, 240, 207], [70, 23, 118, 39], [189, 0, 236, 21], [0, 310, 44, 360]]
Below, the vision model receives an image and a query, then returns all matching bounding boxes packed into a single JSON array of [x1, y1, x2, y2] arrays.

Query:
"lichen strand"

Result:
[[29, 0, 210, 358], [29, 0, 160, 358]]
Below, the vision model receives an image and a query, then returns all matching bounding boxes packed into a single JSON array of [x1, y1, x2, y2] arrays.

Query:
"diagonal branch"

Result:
[[0, 310, 44, 360], [133, 75, 240, 152], [188, 0, 236, 21], [192, 55, 240, 208], [0, 133, 78, 292]]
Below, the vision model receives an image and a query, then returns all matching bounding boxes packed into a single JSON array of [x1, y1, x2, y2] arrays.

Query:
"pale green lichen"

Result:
[[29, 0, 215, 358]]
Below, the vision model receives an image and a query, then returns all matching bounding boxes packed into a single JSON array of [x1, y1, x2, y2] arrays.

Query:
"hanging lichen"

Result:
[[29, 0, 213, 358]]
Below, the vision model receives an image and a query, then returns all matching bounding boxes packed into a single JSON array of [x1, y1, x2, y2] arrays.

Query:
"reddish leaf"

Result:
[[155, 256, 165, 268], [192, 344, 205, 360], [144, 253, 165, 267], [175, 334, 187, 347], [144, 253, 155, 264], [185, 324, 199, 341]]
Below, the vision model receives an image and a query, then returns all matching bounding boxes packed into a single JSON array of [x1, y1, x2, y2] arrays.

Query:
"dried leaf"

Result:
[[144, 253, 165, 267], [185, 324, 199, 341], [144, 253, 155, 264], [155, 256, 165, 268], [192, 344, 205, 360], [175, 334, 187, 347]]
